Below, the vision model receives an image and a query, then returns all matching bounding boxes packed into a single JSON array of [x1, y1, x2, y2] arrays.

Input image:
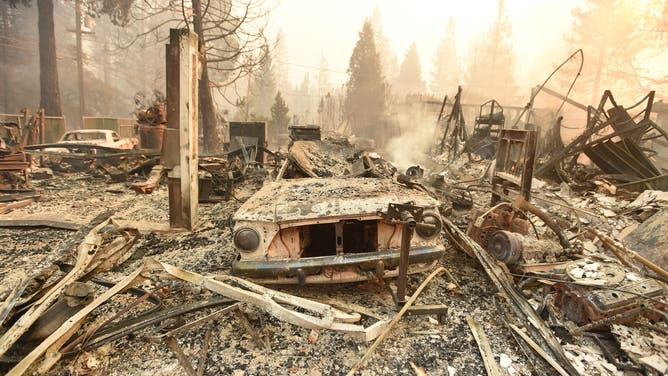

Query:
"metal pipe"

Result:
[[400, 210, 416, 228], [514, 198, 571, 249], [396, 220, 414, 305], [592, 229, 668, 280]]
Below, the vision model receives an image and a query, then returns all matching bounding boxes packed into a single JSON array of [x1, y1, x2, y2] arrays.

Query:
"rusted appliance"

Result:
[[554, 273, 665, 326]]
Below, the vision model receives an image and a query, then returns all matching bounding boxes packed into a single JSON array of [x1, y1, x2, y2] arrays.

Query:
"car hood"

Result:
[[233, 177, 439, 223]]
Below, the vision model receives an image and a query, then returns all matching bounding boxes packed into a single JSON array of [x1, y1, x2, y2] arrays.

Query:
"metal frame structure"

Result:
[[491, 129, 537, 205], [439, 86, 468, 160], [464, 99, 505, 158]]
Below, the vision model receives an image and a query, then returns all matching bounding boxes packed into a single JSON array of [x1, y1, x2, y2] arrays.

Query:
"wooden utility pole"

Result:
[[0, 4, 8, 111], [101, 42, 112, 114], [245, 72, 252, 121], [164, 29, 199, 230], [74, 0, 85, 127]]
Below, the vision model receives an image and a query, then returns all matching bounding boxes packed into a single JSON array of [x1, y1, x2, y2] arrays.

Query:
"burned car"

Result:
[[47, 129, 138, 152], [231, 177, 445, 284]]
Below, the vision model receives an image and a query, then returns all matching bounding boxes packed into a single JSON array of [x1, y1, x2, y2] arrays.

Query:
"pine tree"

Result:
[[274, 29, 290, 94], [396, 42, 426, 96], [249, 54, 277, 118], [318, 54, 331, 98], [345, 20, 386, 142], [466, 0, 517, 104], [567, 0, 655, 103], [270, 91, 289, 138], [370, 6, 399, 84], [431, 18, 459, 95], [318, 91, 342, 131], [292, 73, 312, 124]]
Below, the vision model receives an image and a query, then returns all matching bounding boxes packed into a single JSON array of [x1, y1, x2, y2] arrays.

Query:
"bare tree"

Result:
[[115, 0, 270, 152]]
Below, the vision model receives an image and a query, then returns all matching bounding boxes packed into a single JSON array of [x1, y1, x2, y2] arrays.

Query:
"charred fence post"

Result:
[[164, 28, 199, 230]]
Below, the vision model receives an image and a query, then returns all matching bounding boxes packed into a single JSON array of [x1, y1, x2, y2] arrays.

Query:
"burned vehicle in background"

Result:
[[48, 129, 138, 153], [228, 135, 445, 284]]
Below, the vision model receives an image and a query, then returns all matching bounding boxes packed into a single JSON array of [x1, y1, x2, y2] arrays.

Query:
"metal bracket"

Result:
[[377, 202, 423, 223], [377, 202, 433, 307]]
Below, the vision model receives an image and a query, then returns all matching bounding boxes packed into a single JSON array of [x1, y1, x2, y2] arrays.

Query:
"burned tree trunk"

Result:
[[37, 0, 62, 116], [199, 62, 220, 153], [193, 0, 221, 153]]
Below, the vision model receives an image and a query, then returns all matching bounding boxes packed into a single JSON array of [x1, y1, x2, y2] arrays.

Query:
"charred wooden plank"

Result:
[[467, 316, 503, 376]]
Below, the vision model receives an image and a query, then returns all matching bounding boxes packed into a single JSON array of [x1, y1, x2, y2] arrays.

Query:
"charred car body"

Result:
[[47, 129, 138, 153], [231, 177, 444, 284]]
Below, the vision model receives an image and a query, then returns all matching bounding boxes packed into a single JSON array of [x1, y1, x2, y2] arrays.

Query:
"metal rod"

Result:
[[347, 267, 445, 376], [395, 211, 416, 304], [396, 224, 411, 304]]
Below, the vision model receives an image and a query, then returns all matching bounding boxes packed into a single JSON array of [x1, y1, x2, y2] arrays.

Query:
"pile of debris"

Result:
[[430, 91, 668, 374], [0, 111, 38, 189], [1, 96, 667, 376], [133, 90, 167, 127], [536, 90, 668, 192], [278, 137, 396, 180]]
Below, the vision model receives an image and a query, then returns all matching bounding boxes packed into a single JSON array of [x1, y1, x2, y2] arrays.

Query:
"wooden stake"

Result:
[[467, 316, 502, 376], [508, 324, 569, 376], [346, 267, 445, 375]]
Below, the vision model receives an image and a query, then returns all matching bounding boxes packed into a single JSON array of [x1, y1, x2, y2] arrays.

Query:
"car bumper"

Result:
[[231, 245, 445, 284]]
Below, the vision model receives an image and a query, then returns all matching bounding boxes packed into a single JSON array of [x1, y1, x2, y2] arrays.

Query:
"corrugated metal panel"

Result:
[[584, 139, 659, 180]]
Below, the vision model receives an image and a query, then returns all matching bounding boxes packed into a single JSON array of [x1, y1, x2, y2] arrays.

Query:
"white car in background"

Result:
[[57, 129, 138, 150]]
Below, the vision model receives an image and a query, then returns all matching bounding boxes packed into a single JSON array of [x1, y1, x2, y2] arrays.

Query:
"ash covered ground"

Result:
[[0, 173, 531, 376]]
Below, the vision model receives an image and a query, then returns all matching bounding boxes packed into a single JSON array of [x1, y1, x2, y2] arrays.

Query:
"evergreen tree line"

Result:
[[3, 0, 665, 148]]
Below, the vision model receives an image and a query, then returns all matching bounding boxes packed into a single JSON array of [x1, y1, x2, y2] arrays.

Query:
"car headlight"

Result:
[[234, 228, 260, 252], [416, 212, 442, 239]]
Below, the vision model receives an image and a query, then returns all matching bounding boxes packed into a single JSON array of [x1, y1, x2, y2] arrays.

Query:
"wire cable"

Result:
[[512, 49, 584, 129]]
